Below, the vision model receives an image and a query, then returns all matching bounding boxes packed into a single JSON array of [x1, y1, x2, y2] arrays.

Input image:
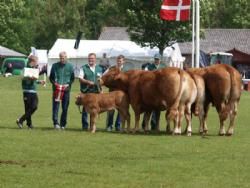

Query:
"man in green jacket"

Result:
[[78, 53, 103, 130], [142, 53, 166, 130], [49, 51, 75, 129]]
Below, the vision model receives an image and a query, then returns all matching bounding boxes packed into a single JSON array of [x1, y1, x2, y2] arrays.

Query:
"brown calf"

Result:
[[75, 91, 130, 133]]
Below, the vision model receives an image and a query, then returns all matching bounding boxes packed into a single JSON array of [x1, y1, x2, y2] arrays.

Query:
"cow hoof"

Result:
[[187, 132, 192, 136], [166, 130, 172, 135], [172, 132, 180, 136], [226, 132, 233, 136], [218, 133, 225, 136]]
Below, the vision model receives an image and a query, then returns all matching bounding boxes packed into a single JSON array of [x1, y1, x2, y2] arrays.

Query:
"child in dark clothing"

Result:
[[16, 55, 45, 129]]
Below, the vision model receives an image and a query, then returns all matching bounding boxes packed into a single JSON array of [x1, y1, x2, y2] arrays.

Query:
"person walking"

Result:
[[49, 51, 75, 129], [78, 53, 103, 130], [16, 55, 45, 129]]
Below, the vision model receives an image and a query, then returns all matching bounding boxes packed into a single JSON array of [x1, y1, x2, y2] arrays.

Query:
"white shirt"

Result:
[[78, 64, 96, 79]]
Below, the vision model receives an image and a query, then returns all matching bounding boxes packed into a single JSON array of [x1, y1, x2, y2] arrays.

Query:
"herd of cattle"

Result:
[[76, 64, 242, 136]]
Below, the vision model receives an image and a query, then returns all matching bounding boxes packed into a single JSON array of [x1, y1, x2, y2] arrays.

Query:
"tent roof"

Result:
[[48, 39, 184, 62], [0, 46, 26, 57], [0, 45, 26, 57]]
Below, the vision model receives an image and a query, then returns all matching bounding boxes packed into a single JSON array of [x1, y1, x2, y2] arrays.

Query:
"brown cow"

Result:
[[75, 91, 130, 133], [99, 67, 200, 135], [187, 64, 242, 136]]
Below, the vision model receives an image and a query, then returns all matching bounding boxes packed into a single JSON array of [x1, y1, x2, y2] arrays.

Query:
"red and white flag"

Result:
[[54, 84, 69, 102], [160, 0, 191, 21]]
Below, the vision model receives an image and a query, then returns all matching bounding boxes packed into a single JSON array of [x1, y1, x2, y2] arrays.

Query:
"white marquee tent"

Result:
[[47, 39, 185, 75]]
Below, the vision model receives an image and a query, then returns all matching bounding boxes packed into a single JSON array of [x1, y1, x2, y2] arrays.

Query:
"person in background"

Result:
[[4, 63, 13, 77], [142, 53, 166, 131], [49, 51, 75, 130], [16, 55, 45, 129], [106, 54, 129, 132], [99, 53, 110, 73], [78, 53, 103, 130]]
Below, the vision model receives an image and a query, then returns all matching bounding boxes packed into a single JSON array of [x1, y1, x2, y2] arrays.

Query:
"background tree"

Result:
[[201, 0, 250, 28], [31, 0, 86, 50], [0, 0, 34, 54], [85, 0, 127, 39]]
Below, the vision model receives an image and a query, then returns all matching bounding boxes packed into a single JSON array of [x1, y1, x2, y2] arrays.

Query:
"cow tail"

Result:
[[168, 69, 184, 120], [189, 73, 204, 116], [226, 65, 241, 114]]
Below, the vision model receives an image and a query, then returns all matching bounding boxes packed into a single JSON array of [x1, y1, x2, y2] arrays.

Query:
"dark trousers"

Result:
[[107, 110, 121, 129], [142, 110, 160, 130], [52, 91, 70, 127], [19, 92, 38, 126], [81, 108, 89, 129]]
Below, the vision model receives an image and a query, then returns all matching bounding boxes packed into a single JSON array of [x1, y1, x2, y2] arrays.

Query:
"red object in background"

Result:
[[160, 0, 191, 21]]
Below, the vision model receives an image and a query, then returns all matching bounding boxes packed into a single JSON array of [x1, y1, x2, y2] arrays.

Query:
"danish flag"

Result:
[[160, 0, 191, 21]]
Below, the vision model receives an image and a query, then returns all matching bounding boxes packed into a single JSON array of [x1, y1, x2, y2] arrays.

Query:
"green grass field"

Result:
[[0, 76, 250, 188]]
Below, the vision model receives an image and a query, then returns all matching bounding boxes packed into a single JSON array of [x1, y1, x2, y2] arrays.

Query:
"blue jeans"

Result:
[[142, 110, 160, 130], [107, 110, 120, 129], [52, 91, 70, 127], [81, 108, 89, 129]]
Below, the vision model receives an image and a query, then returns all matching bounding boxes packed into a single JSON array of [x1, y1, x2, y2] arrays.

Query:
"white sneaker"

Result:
[[106, 127, 112, 132], [16, 119, 23, 129], [61, 126, 65, 130], [54, 124, 60, 129]]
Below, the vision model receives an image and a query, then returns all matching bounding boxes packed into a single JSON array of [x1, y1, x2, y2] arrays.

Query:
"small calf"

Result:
[[75, 90, 131, 133]]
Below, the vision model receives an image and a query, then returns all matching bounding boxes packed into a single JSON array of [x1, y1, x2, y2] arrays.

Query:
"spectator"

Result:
[[99, 53, 110, 73], [16, 55, 45, 129], [4, 63, 13, 77], [49, 51, 75, 130], [106, 55, 129, 132], [142, 53, 166, 131], [78, 53, 103, 130]]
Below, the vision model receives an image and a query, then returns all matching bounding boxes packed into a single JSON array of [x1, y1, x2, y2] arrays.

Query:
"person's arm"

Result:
[[78, 68, 95, 86], [69, 66, 75, 85], [49, 65, 55, 85]]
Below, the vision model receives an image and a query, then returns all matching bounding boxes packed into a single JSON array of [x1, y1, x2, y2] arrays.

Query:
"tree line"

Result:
[[0, 0, 249, 54]]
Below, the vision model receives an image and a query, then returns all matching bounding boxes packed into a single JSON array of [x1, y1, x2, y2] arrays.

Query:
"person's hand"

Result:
[[54, 82, 59, 87], [40, 80, 46, 85], [88, 81, 95, 86], [30, 76, 37, 80]]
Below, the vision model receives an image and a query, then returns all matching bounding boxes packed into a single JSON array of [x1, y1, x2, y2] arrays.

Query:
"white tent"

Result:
[[47, 39, 185, 75]]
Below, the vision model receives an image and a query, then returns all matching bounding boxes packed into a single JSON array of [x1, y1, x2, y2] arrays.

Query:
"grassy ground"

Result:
[[0, 76, 250, 188]]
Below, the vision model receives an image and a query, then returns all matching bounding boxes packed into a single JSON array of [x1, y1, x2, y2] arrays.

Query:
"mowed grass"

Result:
[[0, 76, 250, 188]]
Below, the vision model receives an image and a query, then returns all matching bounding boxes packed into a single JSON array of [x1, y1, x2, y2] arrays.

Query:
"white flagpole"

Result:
[[191, 0, 196, 68], [195, 0, 200, 68]]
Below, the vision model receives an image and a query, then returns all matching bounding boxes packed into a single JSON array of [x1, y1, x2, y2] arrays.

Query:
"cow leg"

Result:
[[143, 112, 151, 133], [90, 113, 97, 133], [133, 112, 141, 133], [226, 101, 238, 136], [218, 103, 228, 136], [184, 104, 192, 136], [200, 102, 209, 135], [126, 111, 131, 133], [165, 111, 172, 134], [172, 107, 183, 136], [174, 105, 185, 135], [198, 101, 209, 135]]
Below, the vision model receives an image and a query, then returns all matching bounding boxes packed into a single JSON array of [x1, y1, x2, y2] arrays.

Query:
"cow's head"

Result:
[[98, 67, 123, 88], [75, 94, 82, 106]]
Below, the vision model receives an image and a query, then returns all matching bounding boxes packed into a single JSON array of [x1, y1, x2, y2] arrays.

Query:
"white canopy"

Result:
[[47, 39, 185, 75], [48, 39, 184, 60]]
